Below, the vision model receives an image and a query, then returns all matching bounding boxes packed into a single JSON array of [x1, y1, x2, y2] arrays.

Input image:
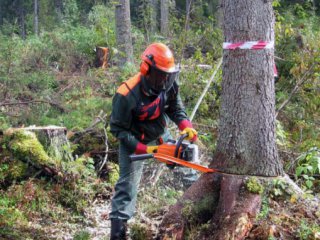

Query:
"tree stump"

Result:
[[3, 126, 71, 176], [95, 46, 109, 69], [159, 174, 262, 240], [159, 173, 222, 239], [18, 125, 73, 162]]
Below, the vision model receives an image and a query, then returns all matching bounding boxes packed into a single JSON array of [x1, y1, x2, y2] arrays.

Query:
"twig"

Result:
[[72, 111, 107, 142], [190, 58, 222, 121], [97, 111, 109, 173], [151, 165, 165, 187], [276, 64, 315, 118]]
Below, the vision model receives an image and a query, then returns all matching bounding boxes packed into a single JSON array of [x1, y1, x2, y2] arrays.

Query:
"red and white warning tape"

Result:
[[223, 40, 278, 77], [223, 41, 274, 50]]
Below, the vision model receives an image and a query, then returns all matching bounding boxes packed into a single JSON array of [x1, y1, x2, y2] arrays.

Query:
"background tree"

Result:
[[160, 0, 169, 36], [54, 0, 63, 22], [185, 0, 192, 30], [115, 0, 134, 65], [150, 0, 158, 33], [16, 0, 27, 39], [34, 0, 39, 36]]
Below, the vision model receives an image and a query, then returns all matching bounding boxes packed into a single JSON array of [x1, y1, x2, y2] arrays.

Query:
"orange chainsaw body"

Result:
[[130, 134, 216, 173], [156, 143, 181, 161]]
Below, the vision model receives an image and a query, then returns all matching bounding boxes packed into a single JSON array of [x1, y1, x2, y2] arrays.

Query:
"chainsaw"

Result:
[[129, 134, 217, 173]]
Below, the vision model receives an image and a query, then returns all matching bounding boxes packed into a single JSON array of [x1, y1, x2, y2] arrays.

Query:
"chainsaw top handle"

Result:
[[174, 133, 188, 157]]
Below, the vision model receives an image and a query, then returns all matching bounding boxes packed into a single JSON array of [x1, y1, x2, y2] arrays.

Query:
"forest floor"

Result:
[[12, 173, 320, 239], [1, 160, 319, 240]]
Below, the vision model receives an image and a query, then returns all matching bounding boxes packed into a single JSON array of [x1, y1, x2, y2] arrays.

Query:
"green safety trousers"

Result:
[[109, 130, 171, 220]]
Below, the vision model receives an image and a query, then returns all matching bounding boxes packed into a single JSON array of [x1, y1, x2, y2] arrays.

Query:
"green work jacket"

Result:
[[110, 73, 192, 154]]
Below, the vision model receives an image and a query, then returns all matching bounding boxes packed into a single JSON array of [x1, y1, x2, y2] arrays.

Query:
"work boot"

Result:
[[110, 218, 127, 240]]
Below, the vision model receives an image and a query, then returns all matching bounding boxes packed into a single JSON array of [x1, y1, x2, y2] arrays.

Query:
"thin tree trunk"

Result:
[[150, 0, 158, 33], [185, 0, 191, 30], [54, 0, 63, 22], [34, 0, 39, 36], [160, 0, 168, 36], [0, 2, 3, 25], [115, 0, 134, 65], [216, 0, 223, 27], [17, 0, 26, 39]]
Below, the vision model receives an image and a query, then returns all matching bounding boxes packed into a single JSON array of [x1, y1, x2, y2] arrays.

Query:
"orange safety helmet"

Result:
[[140, 43, 180, 94]]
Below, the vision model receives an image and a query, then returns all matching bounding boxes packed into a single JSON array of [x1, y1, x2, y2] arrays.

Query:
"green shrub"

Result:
[[246, 177, 264, 195], [73, 230, 91, 240], [130, 223, 152, 240], [295, 147, 320, 191]]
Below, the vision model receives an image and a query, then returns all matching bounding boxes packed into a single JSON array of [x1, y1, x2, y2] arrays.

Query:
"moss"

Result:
[[182, 195, 216, 225], [6, 130, 57, 167], [0, 158, 28, 183], [245, 177, 264, 194], [107, 162, 119, 186], [130, 223, 152, 240], [8, 160, 28, 180], [0, 205, 27, 227], [73, 230, 91, 240], [182, 200, 194, 220]]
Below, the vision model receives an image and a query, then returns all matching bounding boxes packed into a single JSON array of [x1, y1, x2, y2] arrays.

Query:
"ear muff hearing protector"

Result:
[[140, 54, 155, 76], [140, 61, 149, 76]]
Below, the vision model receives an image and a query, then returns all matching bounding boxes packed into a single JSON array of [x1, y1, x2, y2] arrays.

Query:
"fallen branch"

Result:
[[0, 99, 66, 113], [98, 112, 109, 173], [72, 111, 107, 142]]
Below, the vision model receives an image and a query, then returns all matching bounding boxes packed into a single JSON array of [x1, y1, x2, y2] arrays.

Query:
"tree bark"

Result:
[[160, 0, 169, 36], [212, 0, 283, 177], [54, 0, 63, 22], [150, 0, 158, 33], [0, 2, 3, 26], [159, 1, 283, 239], [159, 173, 221, 239], [115, 0, 134, 66], [34, 0, 39, 36], [17, 0, 26, 39], [185, 0, 191, 30]]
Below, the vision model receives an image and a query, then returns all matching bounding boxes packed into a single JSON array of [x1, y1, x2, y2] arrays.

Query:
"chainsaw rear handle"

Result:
[[174, 133, 188, 157], [129, 153, 154, 161]]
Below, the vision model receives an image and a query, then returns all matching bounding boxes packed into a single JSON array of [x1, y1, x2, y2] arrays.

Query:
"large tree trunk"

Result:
[[159, 0, 283, 239], [115, 0, 134, 66], [212, 0, 282, 177], [34, 0, 39, 36], [160, 0, 169, 36]]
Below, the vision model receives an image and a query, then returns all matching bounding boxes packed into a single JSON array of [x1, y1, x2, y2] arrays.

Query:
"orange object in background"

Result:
[[95, 46, 109, 69]]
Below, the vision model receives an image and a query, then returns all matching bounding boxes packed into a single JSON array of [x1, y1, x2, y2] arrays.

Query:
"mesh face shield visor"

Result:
[[147, 66, 180, 93]]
